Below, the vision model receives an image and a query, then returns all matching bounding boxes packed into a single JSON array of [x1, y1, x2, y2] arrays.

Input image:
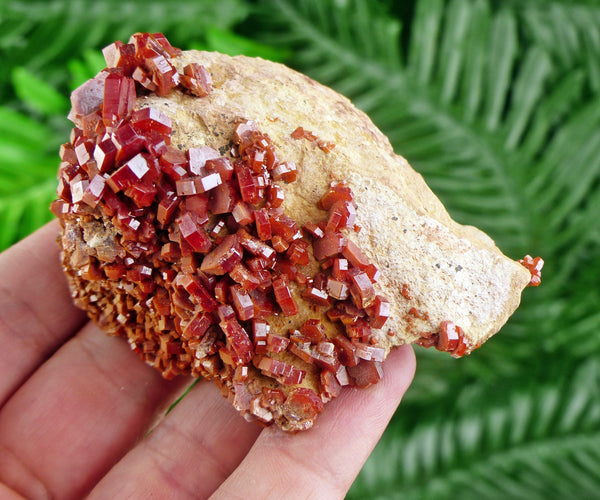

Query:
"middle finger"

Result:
[[0, 322, 189, 500]]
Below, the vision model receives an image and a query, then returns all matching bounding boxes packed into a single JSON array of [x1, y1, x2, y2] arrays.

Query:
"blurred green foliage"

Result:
[[1, 0, 600, 498]]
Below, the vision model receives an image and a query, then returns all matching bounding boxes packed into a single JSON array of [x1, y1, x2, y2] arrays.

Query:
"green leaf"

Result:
[[205, 27, 290, 61], [0, 106, 52, 148], [0, 179, 57, 251], [11, 67, 69, 115], [0, 0, 250, 104], [349, 360, 600, 500]]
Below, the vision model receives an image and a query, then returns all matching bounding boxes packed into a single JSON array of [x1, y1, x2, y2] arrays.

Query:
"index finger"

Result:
[[0, 220, 86, 406], [211, 344, 416, 500]]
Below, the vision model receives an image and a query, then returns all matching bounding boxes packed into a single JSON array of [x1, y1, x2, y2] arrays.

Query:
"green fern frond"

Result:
[[518, 2, 600, 92], [0, 0, 249, 102], [0, 180, 56, 251], [11, 67, 69, 116], [350, 359, 600, 500]]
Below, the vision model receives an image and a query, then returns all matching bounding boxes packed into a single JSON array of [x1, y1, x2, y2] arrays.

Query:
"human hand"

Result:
[[0, 220, 415, 500]]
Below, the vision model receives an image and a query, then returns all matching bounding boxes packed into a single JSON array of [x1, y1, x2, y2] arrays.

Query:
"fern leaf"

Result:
[[350, 360, 600, 500], [520, 2, 600, 92], [0, 179, 56, 251], [11, 67, 70, 115], [0, 0, 249, 102]]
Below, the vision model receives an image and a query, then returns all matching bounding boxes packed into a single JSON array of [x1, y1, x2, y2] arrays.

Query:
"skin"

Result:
[[0, 220, 415, 500]]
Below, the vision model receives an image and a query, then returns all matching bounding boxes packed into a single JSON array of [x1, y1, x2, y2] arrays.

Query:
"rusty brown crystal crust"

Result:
[[53, 33, 534, 431]]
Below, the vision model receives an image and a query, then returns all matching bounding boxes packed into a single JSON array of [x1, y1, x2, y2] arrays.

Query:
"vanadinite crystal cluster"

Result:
[[52, 33, 399, 431]]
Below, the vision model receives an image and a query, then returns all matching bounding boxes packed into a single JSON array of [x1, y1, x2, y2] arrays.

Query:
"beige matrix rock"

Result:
[[55, 34, 539, 431]]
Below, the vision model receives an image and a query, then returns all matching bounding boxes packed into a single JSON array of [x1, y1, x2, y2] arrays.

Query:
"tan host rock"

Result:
[[55, 33, 539, 431]]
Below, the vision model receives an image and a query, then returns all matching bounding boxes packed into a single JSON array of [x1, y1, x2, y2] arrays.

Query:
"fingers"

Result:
[[91, 347, 414, 500], [0, 220, 87, 407], [0, 322, 188, 500], [88, 378, 262, 499], [212, 345, 416, 500]]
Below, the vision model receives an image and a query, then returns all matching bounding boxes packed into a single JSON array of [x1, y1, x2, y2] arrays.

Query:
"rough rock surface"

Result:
[[57, 45, 532, 431]]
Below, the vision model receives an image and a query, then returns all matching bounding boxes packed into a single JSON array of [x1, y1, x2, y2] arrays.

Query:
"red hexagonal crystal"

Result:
[[183, 194, 209, 224], [327, 199, 357, 231], [348, 269, 375, 309], [209, 181, 238, 214], [93, 138, 118, 173], [341, 240, 369, 272], [107, 153, 151, 192], [347, 360, 383, 388], [438, 321, 461, 352], [326, 277, 350, 301], [257, 357, 306, 386], [69, 72, 108, 123], [299, 318, 325, 342], [518, 255, 544, 287], [302, 286, 330, 306], [176, 273, 218, 312], [318, 182, 353, 211], [267, 184, 284, 207], [103, 40, 137, 73], [180, 63, 213, 97], [102, 73, 136, 127], [220, 317, 254, 365], [182, 311, 212, 339], [205, 157, 234, 182], [187, 146, 220, 175], [232, 201, 253, 226], [112, 122, 145, 164], [272, 275, 298, 316], [159, 147, 188, 181], [313, 230, 347, 261], [124, 182, 157, 208], [331, 335, 358, 367], [270, 214, 298, 243], [320, 369, 342, 400], [230, 284, 255, 320], [265, 333, 290, 353], [237, 228, 276, 262], [156, 193, 180, 226], [253, 208, 272, 241], [200, 234, 243, 275], [283, 387, 323, 420], [366, 295, 390, 329], [286, 239, 310, 266], [144, 54, 179, 97], [271, 161, 297, 183], [252, 319, 270, 354], [177, 212, 211, 253], [130, 107, 172, 137]]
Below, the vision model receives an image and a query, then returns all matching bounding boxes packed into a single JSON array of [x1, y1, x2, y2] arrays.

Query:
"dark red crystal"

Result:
[[272, 275, 298, 316], [181, 63, 213, 97], [107, 153, 151, 192], [102, 73, 136, 127], [257, 357, 305, 386], [220, 317, 254, 365], [200, 234, 243, 275], [299, 318, 325, 342], [347, 360, 383, 388], [283, 387, 323, 420], [130, 107, 172, 136], [177, 212, 211, 253]]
